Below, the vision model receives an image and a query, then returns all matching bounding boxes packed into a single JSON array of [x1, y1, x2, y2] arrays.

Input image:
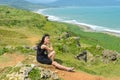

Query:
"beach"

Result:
[[35, 6, 120, 37], [36, 12, 120, 37]]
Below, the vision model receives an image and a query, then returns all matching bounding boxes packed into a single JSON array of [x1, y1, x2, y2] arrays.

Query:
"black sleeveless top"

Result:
[[37, 45, 48, 58], [36, 44, 52, 65]]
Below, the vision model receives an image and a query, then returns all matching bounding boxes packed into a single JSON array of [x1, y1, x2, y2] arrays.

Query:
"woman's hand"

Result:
[[41, 44, 54, 52], [48, 43, 54, 51]]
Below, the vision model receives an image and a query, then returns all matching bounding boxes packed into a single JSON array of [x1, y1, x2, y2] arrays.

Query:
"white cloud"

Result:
[[25, 0, 58, 3]]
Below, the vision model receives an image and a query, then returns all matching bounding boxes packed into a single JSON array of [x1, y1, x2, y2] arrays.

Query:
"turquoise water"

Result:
[[36, 6, 120, 33]]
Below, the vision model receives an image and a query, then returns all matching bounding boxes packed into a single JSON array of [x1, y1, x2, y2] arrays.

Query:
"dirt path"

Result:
[[54, 69, 120, 80], [0, 53, 25, 68], [57, 70, 106, 80], [40, 65, 112, 80]]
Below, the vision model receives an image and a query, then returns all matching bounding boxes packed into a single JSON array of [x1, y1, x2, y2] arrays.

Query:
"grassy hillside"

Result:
[[66, 23, 120, 53], [0, 6, 120, 79]]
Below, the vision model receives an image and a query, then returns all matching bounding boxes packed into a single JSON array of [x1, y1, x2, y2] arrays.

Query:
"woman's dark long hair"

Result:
[[37, 34, 50, 47]]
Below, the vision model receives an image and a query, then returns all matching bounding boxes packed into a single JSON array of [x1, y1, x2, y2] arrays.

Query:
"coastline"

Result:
[[35, 9, 120, 37], [74, 23, 120, 37], [72, 23, 120, 37]]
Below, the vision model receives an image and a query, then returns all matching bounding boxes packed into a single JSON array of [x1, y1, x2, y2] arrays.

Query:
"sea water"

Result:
[[36, 6, 120, 34]]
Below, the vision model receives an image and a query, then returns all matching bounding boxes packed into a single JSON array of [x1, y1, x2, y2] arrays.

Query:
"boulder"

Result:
[[23, 45, 30, 49], [102, 50, 119, 63], [75, 51, 95, 63], [15, 62, 24, 67], [60, 32, 70, 39], [6, 63, 59, 80], [40, 68, 59, 80], [75, 50, 87, 62], [31, 46, 37, 50]]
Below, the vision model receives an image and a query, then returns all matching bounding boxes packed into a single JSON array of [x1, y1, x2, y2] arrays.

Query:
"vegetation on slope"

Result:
[[0, 6, 120, 79]]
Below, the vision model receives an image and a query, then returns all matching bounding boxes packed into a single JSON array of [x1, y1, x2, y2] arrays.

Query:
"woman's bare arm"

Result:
[[41, 44, 54, 51]]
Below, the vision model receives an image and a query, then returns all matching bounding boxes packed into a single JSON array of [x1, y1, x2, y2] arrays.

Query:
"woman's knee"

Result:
[[51, 50, 56, 56], [52, 50, 55, 54]]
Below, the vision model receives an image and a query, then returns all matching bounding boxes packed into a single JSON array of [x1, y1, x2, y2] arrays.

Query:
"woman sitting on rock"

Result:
[[36, 34, 74, 72]]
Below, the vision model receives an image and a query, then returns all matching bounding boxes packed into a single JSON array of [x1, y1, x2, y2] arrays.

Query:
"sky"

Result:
[[25, 0, 58, 3]]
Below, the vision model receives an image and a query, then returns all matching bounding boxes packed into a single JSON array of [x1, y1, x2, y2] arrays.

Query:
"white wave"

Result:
[[35, 9, 120, 35], [63, 20, 105, 31], [35, 9, 63, 21], [104, 29, 120, 34], [47, 15, 63, 21]]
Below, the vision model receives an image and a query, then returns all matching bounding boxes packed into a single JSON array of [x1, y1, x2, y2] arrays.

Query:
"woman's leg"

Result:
[[52, 61, 74, 71], [48, 51, 55, 61]]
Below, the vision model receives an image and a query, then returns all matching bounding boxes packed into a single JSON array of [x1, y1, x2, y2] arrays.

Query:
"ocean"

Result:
[[36, 6, 120, 34]]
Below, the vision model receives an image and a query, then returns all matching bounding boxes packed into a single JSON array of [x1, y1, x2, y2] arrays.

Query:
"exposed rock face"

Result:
[[62, 45, 69, 52], [6, 64, 35, 80], [40, 67, 59, 80], [59, 32, 70, 40], [31, 46, 37, 50], [75, 50, 87, 62], [102, 50, 119, 63], [65, 32, 70, 39], [23, 45, 30, 49], [87, 52, 95, 63], [75, 51, 95, 63], [5, 63, 59, 80]]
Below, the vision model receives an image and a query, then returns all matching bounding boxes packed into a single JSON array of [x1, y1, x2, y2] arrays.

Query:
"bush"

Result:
[[28, 68, 41, 80], [0, 48, 9, 55]]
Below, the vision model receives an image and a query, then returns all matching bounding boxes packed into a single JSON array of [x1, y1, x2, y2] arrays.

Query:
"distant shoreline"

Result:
[[68, 22, 120, 37], [81, 25, 120, 37], [35, 9, 120, 37]]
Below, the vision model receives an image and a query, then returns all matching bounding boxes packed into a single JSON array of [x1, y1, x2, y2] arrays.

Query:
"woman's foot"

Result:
[[67, 67, 75, 72]]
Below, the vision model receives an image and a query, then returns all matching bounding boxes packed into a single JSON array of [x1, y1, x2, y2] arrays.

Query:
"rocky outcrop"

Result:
[[75, 50, 95, 63], [102, 50, 119, 63], [40, 67, 59, 80], [75, 50, 87, 62], [5, 63, 59, 80]]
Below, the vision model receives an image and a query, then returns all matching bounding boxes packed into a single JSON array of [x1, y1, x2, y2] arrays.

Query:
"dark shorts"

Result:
[[37, 56, 52, 65]]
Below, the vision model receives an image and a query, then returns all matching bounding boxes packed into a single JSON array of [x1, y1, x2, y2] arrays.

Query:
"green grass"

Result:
[[28, 68, 41, 80], [66, 23, 120, 53], [0, 5, 120, 78]]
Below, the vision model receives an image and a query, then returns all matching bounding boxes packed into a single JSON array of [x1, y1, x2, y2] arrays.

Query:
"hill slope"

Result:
[[0, 6, 120, 80]]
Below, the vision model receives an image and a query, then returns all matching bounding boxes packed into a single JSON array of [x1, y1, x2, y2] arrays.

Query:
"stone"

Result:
[[23, 45, 30, 49], [117, 54, 120, 58], [31, 46, 37, 50], [65, 32, 70, 38], [40, 68, 59, 80], [102, 50, 119, 63], [70, 37, 80, 40], [76, 40, 81, 47], [31, 64, 35, 68], [87, 52, 95, 63], [60, 32, 70, 39], [62, 45, 69, 52], [51, 72, 59, 80], [6, 63, 59, 80], [15, 62, 24, 67], [5, 45, 12, 49], [45, 16, 49, 21], [75, 50, 87, 62]]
